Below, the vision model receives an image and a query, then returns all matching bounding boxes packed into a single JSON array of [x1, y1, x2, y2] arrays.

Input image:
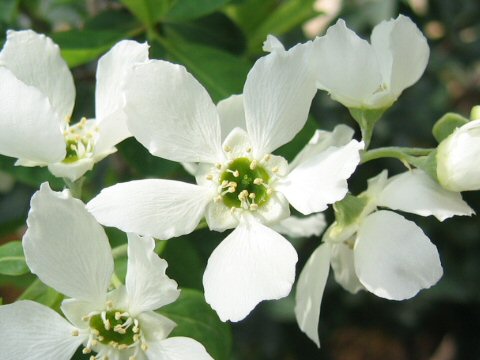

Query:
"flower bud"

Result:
[[437, 119, 480, 191]]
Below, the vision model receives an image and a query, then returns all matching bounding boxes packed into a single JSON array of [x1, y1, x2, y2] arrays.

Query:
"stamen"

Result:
[[262, 154, 271, 162], [246, 147, 252, 153], [272, 166, 279, 173], [224, 145, 232, 152], [72, 330, 79, 336], [227, 169, 240, 177], [206, 174, 214, 181], [249, 160, 257, 170], [215, 163, 222, 169], [253, 178, 263, 185]]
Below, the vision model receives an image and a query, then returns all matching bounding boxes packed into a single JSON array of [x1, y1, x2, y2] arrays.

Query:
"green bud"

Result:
[[432, 112, 469, 143]]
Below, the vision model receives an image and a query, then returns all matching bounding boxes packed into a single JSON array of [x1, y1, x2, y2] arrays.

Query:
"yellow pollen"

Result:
[[249, 160, 257, 170]]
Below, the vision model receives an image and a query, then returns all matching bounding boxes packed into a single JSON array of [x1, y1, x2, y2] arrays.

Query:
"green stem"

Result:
[[361, 147, 435, 164], [111, 273, 122, 289], [63, 176, 85, 199]]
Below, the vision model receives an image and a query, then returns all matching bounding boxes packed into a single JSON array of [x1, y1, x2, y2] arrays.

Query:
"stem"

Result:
[[111, 273, 122, 289], [63, 176, 85, 199], [361, 147, 435, 164]]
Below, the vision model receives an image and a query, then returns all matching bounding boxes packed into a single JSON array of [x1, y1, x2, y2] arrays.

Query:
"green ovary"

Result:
[[89, 310, 136, 346], [220, 157, 270, 209]]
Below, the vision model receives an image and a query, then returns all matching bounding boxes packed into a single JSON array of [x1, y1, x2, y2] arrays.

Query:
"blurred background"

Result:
[[0, 0, 479, 359]]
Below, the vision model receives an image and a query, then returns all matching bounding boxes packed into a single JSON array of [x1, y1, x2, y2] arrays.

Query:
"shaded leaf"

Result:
[[166, 0, 231, 22], [0, 241, 28, 276], [159, 289, 232, 360]]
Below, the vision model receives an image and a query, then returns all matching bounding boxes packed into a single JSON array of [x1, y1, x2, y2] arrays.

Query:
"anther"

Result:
[[72, 330, 79, 336], [224, 145, 232, 152], [214, 195, 222, 202], [215, 163, 222, 169], [253, 178, 263, 185], [249, 160, 257, 170], [262, 154, 271, 162], [141, 343, 149, 351], [83, 348, 92, 354], [249, 193, 256, 199], [246, 147, 252, 153], [272, 166, 279, 173], [227, 169, 239, 177], [105, 300, 113, 309], [206, 174, 213, 181], [250, 204, 259, 211]]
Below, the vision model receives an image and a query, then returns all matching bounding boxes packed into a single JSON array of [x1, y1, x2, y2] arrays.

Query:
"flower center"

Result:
[[63, 118, 98, 163], [219, 157, 271, 210], [89, 310, 137, 346], [77, 303, 148, 358]]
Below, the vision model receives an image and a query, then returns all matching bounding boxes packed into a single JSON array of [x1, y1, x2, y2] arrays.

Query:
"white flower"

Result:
[[87, 46, 363, 322], [437, 119, 480, 192], [0, 30, 149, 181], [0, 183, 212, 360], [309, 15, 429, 110], [295, 169, 474, 346]]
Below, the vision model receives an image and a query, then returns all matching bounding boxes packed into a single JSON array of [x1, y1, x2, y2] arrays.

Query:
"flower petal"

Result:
[[355, 210, 443, 300], [94, 40, 149, 155], [289, 124, 355, 170], [278, 140, 363, 214], [0, 67, 65, 164], [0, 300, 85, 360], [48, 157, 96, 182], [87, 179, 213, 240], [126, 234, 180, 314], [147, 337, 213, 360], [311, 20, 382, 108], [294, 243, 330, 347], [0, 30, 75, 120], [244, 44, 316, 155], [371, 15, 429, 100], [378, 169, 474, 221], [203, 219, 298, 322], [23, 183, 113, 304], [330, 243, 364, 294], [271, 213, 326, 238], [138, 311, 177, 343], [124, 60, 223, 163], [217, 94, 246, 140]]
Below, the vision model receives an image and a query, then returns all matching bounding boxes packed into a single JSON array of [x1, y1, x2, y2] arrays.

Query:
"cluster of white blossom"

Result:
[[0, 13, 478, 358]]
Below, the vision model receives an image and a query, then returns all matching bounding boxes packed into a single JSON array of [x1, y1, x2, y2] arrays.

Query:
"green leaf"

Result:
[[166, 0, 231, 21], [51, 29, 131, 68], [0, 0, 19, 23], [0, 155, 63, 189], [248, 0, 317, 54], [333, 194, 369, 228], [0, 241, 28, 276], [120, 0, 172, 27], [117, 138, 181, 179], [159, 36, 251, 102], [164, 12, 245, 54], [163, 237, 204, 290], [19, 279, 63, 310], [159, 289, 232, 360], [432, 112, 469, 143]]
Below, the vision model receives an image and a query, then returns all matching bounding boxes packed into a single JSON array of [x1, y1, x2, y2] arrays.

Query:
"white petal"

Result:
[[126, 234, 180, 314], [253, 191, 291, 225], [217, 94, 246, 140], [378, 169, 474, 221], [87, 180, 213, 240], [311, 20, 382, 108], [0, 300, 85, 360], [221, 127, 252, 160], [271, 213, 326, 238], [94, 40, 149, 154], [289, 124, 355, 170], [437, 119, 480, 192], [48, 157, 95, 182], [371, 15, 429, 100], [294, 243, 330, 347], [262, 34, 286, 53], [278, 140, 363, 214], [330, 243, 364, 294], [61, 298, 99, 329], [0, 67, 65, 164], [203, 219, 298, 322], [147, 337, 213, 360], [244, 44, 316, 155], [0, 30, 75, 120], [355, 211, 443, 300], [204, 200, 240, 232], [138, 311, 177, 343], [23, 183, 113, 304], [124, 60, 223, 163]]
